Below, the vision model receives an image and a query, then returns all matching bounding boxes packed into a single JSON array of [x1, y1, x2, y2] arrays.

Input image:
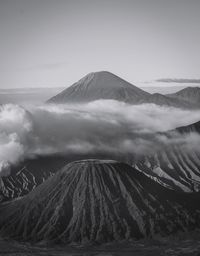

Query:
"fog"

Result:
[[0, 101, 200, 176]]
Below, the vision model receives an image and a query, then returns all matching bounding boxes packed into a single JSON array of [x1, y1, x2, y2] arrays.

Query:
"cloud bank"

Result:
[[0, 101, 200, 176], [156, 78, 200, 84]]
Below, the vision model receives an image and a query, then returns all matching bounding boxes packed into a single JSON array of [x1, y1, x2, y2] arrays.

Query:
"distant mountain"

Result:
[[47, 71, 150, 104], [47, 71, 199, 109], [167, 87, 200, 106], [140, 93, 194, 108], [1, 159, 200, 244]]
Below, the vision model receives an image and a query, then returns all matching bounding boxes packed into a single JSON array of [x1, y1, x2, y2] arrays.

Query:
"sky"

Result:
[[0, 0, 200, 89]]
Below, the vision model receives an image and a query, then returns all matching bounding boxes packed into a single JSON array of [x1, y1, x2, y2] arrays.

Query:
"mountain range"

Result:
[[47, 71, 200, 109], [1, 71, 200, 245]]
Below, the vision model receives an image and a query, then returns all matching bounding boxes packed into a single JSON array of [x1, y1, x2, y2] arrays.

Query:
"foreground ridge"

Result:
[[0, 159, 200, 244]]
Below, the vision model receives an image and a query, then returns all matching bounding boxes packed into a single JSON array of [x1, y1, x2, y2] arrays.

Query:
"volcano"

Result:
[[47, 71, 197, 108], [1, 159, 200, 244], [47, 71, 150, 104]]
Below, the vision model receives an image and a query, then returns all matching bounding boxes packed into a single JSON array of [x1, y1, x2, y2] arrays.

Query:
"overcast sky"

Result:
[[0, 0, 200, 88]]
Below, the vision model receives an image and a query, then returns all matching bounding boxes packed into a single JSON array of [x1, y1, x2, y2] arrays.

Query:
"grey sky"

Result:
[[0, 0, 200, 88]]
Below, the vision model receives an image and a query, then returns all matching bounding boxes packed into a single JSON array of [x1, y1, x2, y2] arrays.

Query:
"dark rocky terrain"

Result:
[[0, 166, 51, 202], [0, 154, 120, 202], [133, 120, 200, 192], [1, 159, 200, 244], [1, 234, 200, 256], [0, 156, 68, 202], [133, 146, 200, 192]]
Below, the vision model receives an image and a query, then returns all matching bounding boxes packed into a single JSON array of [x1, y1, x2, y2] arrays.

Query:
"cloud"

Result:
[[156, 78, 200, 84], [0, 104, 32, 175], [157, 131, 200, 151], [0, 101, 200, 176]]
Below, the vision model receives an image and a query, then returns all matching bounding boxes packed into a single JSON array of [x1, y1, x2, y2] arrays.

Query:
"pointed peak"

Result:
[[82, 71, 121, 80], [47, 71, 150, 104]]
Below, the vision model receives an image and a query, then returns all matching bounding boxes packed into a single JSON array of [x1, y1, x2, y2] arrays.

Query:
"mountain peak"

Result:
[[89, 70, 113, 75], [178, 86, 200, 92], [47, 71, 150, 103], [167, 86, 200, 106]]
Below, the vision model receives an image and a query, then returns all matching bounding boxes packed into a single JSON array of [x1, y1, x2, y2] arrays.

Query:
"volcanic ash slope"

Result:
[[0, 159, 200, 244]]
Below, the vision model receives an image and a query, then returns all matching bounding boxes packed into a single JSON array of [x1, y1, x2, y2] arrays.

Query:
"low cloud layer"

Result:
[[0, 101, 200, 176], [156, 78, 200, 84]]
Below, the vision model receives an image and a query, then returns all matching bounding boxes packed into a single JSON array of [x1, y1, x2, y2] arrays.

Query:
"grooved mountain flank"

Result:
[[0, 166, 53, 202], [47, 71, 150, 103], [1, 159, 200, 244], [134, 147, 200, 192], [133, 120, 200, 192]]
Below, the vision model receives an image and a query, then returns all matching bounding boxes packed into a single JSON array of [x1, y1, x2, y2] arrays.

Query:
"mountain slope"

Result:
[[0, 155, 70, 202], [1, 159, 200, 244], [47, 71, 150, 104], [167, 87, 200, 106], [0, 166, 53, 202], [140, 93, 194, 108], [133, 120, 200, 192], [133, 146, 200, 192], [175, 120, 200, 133], [0, 154, 121, 202]]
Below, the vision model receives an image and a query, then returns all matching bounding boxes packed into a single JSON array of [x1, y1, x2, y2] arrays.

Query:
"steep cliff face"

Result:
[[1, 159, 200, 244]]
